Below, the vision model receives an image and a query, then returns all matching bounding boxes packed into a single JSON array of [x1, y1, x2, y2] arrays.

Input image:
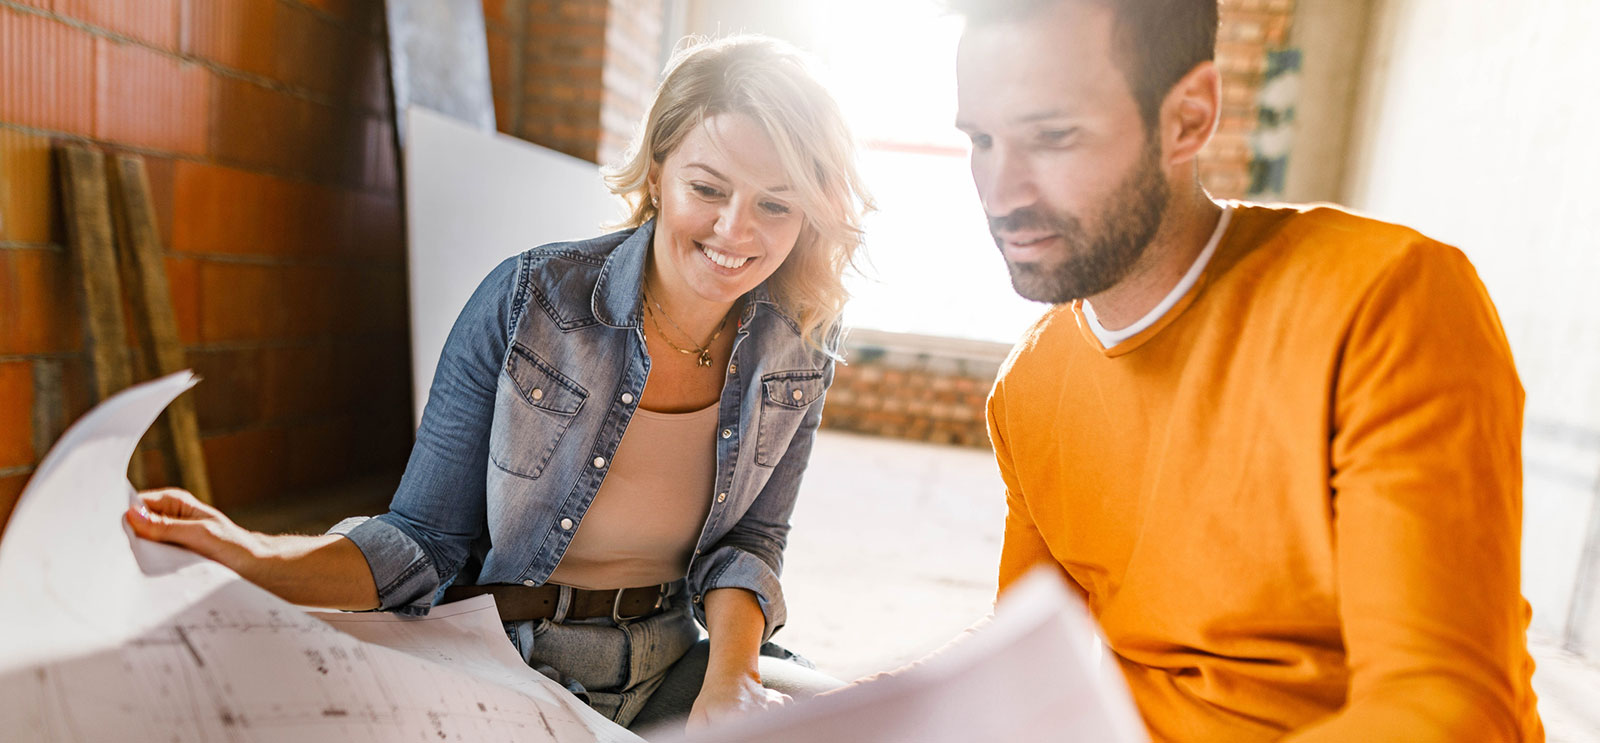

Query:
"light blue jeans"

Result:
[[506, 583, 840, 730]]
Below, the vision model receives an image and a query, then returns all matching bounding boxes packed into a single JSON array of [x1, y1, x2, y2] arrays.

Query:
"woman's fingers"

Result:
[[135, 488, 214, 520]]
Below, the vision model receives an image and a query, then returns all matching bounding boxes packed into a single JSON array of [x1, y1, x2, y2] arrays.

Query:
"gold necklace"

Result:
[[643, 289, 727, 368]]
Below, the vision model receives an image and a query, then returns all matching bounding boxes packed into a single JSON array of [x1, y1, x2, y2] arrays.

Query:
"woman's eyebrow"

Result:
[[686, 163, 791, 193]]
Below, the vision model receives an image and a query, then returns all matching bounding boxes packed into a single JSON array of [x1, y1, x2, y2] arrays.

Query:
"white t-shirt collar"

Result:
[[1083, 206, 1233, 349]]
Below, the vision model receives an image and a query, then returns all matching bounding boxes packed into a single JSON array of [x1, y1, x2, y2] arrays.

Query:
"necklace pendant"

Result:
[[697, 350, 712, 367]]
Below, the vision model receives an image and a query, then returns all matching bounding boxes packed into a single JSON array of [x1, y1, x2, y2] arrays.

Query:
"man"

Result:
[[953, 0, 1543, 740]]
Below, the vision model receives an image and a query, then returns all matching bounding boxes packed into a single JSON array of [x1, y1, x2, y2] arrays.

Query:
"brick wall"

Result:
[[1201, 0, 1296, 198], [0, 0, 412, 532], [821, 332, 1010, 450], [482, 0, 663, 165]]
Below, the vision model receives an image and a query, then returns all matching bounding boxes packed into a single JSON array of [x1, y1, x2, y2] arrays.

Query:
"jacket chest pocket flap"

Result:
[[754, 370, 825, 467], [491, 344, 587, 479]]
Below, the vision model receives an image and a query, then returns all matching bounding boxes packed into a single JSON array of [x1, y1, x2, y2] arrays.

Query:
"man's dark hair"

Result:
[[950, 0, 1219, 128]]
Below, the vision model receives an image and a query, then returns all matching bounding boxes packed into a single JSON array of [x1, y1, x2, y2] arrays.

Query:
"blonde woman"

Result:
[[127, 35, 872, 732]]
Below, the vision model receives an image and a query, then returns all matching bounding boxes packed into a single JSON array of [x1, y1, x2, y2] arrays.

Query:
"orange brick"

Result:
[[482, 0, 514, 29], [0, 471, 32, 540], [172, 161, 291, 256], [163, 254, 201, 345], [182, 0, 276, 77], [201, 425, 286, 509], [285, 415, 351, 487], [191, 346, 264, 432], [198, 261, 282, 342], [0, 7, 96, 135], [349, 191, 402, 260], [0, 128, 55, 244], [260, 343, 338, 420], [279, 264, 339, 339], [1, 249, 83, 355], [208, 75, 302, 174], [94, 37, 210, 155], [272, 2, 352, 98], [0, 361, 33, 468], [55, 0, 180, 50]]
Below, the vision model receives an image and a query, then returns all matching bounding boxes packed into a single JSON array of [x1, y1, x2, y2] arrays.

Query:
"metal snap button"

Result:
[[792, 389, 803, 401], [522, 579, 536, 587], [716, 492, 727, 503], [593, 456, 606, 468], [729, 363, 737, 374], [621, 393, 634, 404], [560, 518, 574, 530], [531, 388, 544, 401], [721, 429, 732, 439]]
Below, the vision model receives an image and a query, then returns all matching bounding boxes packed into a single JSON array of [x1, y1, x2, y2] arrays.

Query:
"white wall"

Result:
[[1341, 0, 1600, 653]]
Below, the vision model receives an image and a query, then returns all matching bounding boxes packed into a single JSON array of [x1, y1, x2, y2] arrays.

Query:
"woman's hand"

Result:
[[125, 488, 263, 570], [686, 669, 790, 730], [124, 488, 380, 610]]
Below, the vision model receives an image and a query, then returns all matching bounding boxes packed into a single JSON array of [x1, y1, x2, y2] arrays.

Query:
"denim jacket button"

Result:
[[531, 388, 544, 401], [721, 429, 732, 439], [729, 363, 737, 374], [791, 389, 803, 401], [716, 492, 727, 503], [593, 456, 606, 468], [692, 594, 703, 604], [621, 392, 634, 404], [522, 579, 536, 587], [560, 518, 574, 530]]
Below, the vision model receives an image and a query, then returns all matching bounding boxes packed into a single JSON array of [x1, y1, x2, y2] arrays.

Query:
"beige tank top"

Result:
[[546, 402, 719, 590]]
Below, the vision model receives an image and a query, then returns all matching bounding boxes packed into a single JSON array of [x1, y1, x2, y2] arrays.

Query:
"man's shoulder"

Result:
[[1222, 201, 1472, 299]]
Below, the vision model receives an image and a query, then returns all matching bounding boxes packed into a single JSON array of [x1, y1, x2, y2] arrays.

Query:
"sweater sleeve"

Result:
[[1285, 242, 1537, 742], [989, 375, 1081, 601]]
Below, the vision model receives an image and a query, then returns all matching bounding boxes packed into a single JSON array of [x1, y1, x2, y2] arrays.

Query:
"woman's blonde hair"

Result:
[[603, 35, 873, 351]]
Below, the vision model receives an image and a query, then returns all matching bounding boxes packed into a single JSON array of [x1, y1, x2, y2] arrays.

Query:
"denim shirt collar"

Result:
[[592, 219, 780, 330]]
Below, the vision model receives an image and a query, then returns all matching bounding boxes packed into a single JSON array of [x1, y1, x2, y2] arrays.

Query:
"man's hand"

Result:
[[125, 488, 263, 571], [686, 669, 790, 730]]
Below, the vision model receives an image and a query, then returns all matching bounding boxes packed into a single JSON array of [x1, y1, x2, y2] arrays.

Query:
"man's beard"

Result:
[[989, 141, 1171, 304]]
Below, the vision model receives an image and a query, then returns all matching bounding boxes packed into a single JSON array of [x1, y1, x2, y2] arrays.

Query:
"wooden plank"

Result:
[[56, 145, 144, 486], [108, 154, 212, 504]]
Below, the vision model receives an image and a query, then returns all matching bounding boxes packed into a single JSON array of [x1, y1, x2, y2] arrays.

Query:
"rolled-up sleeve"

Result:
[[688, 349, 837, 642], [328, 256, 519, 615]]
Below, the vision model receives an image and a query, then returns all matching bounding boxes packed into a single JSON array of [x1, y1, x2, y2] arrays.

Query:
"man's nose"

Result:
[[976, 148, 1037, 218]]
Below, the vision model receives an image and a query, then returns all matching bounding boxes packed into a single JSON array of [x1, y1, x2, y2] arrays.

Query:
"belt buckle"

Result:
[[611, 584, 667, 624]]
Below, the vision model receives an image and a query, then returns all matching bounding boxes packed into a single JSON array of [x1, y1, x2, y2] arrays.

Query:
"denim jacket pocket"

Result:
[[754, 370, 825, 467], [491, 343, 587, 479]]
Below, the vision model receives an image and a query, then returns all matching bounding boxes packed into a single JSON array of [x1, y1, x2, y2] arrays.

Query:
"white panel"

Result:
[[403, 106, 626, 427]]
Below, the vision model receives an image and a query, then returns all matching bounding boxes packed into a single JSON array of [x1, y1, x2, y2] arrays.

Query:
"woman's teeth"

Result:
[[700, 245, 753, 269]]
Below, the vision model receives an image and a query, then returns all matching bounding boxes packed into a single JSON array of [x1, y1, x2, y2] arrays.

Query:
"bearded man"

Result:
[[953, 0, 1544, 740]]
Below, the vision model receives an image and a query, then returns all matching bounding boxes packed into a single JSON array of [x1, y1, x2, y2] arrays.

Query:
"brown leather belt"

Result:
[[441, 583, 670, 623]]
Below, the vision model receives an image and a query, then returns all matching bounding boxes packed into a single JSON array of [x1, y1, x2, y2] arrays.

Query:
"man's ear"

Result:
[[1159, 61, 1222, 168]]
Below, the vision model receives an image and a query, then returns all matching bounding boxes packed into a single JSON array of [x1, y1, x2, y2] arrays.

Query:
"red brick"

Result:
[[172, 161, 297, 257], [285, 415, 352, 487], [280, 264, 339, 338], [0, 471, 31, 541], [208, 75, 302, 174], [94, 37, 210, 155], [201, 425, 286, 509], [259, 343, 338, 420], [349, 191, 402, 260], [273, 2, 353, 98], [0, 361, 33, 468], [56, 0, 180, 50], [181, 0, 277, 77], [141, 156, 177, 251], [198, 261, 282, 342], [482, 0, 514, 29], [0, 7, 96, 135], [190, 346, 264, 432], [0, 128, 55, 244], [0, 249, 83, 355], [164, 254, 201, 344]]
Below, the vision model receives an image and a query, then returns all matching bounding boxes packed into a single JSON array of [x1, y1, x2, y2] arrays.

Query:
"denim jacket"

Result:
[[330, 221, 837, 641]]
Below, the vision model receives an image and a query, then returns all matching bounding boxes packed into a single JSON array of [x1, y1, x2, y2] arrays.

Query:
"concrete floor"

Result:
[[239, 430, 1600, 741]]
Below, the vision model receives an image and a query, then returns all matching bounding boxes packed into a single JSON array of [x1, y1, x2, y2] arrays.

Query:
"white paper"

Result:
[[0, 371, 640, 743], [664, 568, 1150, 743]]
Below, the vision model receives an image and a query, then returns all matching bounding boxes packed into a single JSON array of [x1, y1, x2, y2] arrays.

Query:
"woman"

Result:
[[125, 35, 872, 732]]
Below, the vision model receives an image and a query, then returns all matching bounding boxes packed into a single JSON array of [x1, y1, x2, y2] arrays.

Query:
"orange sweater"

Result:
[[987, 204, 1542, 742]]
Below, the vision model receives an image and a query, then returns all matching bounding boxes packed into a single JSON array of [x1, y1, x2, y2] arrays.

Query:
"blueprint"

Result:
[[0, 371, 639, 743]]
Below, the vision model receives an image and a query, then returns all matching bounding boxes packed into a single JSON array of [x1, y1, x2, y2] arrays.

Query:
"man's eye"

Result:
[[1038, 128, 1076, 145]]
